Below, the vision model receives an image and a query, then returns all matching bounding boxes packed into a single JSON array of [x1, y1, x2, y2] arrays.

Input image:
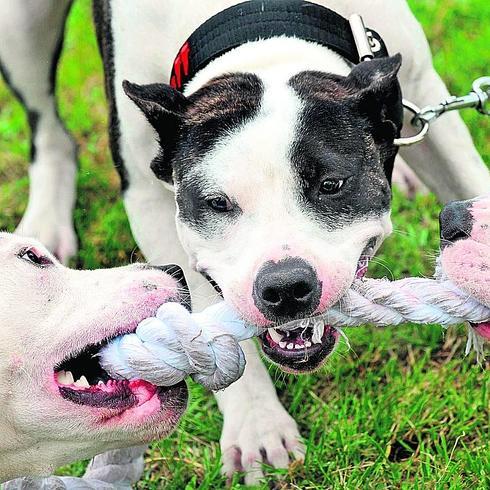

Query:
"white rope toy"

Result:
[[100, 274, 489, 392], [100, 302, 257, 392]]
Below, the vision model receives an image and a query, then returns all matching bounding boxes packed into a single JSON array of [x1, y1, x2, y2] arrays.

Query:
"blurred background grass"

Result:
[[0, 1, 488, 488]]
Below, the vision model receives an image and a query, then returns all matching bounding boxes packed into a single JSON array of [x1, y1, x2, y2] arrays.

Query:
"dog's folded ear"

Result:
[[123, 81, 189, 183], [347, 54, 403, 142], [123, 81, 188, 127]]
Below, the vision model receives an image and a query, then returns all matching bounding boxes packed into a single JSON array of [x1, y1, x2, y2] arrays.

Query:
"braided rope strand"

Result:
[[99, 276, 489, 394], [285, 277, 490, 330]]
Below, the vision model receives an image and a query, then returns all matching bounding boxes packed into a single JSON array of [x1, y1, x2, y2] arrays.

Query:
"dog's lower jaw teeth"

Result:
[[74, 376, 90, 388], [279, 341, 287, 348]]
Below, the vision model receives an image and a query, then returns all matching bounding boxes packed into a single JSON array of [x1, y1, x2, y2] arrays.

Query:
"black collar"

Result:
[[170, 0, 389, 91]]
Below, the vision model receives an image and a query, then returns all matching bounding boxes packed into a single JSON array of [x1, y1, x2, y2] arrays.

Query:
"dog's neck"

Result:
[[184, 37, 352, 95], [0, 425, 44, 482], [0, 377, 43, 481]]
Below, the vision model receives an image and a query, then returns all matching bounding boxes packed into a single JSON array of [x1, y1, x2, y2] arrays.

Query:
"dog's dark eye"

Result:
[[319, 179, 344, 195], [19, 248, 52, 267], [206, 196, 234, 212]]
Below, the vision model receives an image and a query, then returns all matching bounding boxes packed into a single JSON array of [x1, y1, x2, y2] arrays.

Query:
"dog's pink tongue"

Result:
[[473, 322, 490, 341]]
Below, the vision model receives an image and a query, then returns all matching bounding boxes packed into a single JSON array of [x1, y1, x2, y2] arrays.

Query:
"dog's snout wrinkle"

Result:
[[440, 200, 474, 248], [253, 258, 321, 322]]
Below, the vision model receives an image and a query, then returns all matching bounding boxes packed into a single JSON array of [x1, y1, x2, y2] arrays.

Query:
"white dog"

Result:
[[1, 0, 489, 484], [0, 233, 189, 483]]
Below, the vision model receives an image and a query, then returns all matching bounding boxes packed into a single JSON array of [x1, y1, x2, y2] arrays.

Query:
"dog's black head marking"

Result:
[[288, 54, 402, 225]]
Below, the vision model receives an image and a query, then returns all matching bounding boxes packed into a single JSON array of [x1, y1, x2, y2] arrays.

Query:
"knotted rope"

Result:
[[99, 302, 257, 392], [99, 275, 489, 393]]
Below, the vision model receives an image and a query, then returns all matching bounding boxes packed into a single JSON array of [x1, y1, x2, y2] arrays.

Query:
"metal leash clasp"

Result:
[[395, 76, 490, 146], [349, 13, 489, 147], [413, 76, 490, 125]]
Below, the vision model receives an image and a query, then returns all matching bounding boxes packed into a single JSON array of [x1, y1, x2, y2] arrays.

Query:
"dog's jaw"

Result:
[[0, 234, 190, 482], [256, 249, 375, 372]]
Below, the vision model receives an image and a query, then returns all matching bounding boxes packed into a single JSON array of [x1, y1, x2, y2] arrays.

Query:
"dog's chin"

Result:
[[259, 323, 339, 373], [52, 330, 188, 427]]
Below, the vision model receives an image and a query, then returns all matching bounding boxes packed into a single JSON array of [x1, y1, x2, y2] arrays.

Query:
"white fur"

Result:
[[185, 36, 351, 95]]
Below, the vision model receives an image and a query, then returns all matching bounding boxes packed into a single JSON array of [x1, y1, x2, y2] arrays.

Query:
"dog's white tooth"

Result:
[[268, 328, 283, 344], [74, 376, 90, 388], [312, 321, 324, 344], [287, 343, 294, 350], [294, 344, 303, 350], [279, 341, 287, 349], [305, 340, 312, 348], [56, 371, 67, 384], [57, 370, 74, 385]]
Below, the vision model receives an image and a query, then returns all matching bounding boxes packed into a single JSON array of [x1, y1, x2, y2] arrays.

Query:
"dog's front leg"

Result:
[[216, 340, 305, 486], [0, 0, 78, 264]]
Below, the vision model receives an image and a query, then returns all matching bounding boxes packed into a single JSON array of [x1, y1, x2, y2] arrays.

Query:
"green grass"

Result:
[[0, 1, 489, 488]]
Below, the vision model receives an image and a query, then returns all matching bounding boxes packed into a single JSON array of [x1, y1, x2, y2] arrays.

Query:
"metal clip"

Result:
[[393, 100, 430, 147], [366, 30, 381, 53], [395, 76, 490, 146], [472, 76, 490, 115], [349, 14, 374, 62]]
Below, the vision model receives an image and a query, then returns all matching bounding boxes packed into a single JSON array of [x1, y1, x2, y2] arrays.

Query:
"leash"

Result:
[[395, 76, 490, 146], [349, 13, 490, 146]]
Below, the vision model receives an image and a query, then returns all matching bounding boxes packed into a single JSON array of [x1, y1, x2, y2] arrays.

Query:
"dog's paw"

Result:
[[16, 215, 77, 265], [220, 400, 305, 486]]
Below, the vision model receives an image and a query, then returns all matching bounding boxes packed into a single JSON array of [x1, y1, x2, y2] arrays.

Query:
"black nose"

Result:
[[253, 258, 321, 322], [439, 199, 474, 248]]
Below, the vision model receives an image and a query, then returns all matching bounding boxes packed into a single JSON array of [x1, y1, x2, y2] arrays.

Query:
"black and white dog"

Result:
[[1, 0, 489, 484]]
